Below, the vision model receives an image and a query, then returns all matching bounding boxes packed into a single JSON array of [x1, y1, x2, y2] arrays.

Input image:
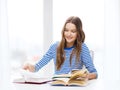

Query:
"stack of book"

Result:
[[51, 69, 88, 86]]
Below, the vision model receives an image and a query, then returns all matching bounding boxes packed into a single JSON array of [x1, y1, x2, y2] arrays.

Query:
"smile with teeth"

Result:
[[66, 37, 73, 40]]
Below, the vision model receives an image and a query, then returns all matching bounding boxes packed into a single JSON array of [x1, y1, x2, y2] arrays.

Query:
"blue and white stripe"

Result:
[[35, 42, 97, 76]]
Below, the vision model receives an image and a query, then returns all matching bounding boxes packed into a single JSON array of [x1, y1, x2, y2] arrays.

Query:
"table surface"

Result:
[[11, 79, 120, 90]]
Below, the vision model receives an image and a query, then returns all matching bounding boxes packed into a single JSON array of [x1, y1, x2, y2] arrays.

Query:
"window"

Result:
[[7, 0, 43, 69]]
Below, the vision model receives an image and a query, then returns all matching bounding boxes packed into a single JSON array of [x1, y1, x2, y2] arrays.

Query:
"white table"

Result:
[[11, 79, 120, 90]]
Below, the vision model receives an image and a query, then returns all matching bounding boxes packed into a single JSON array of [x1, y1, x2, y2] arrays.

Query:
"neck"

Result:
[[66, 43, 74, 48]]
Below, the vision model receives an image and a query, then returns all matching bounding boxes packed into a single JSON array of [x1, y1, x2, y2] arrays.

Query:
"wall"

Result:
[[104, 0, 120, 80]]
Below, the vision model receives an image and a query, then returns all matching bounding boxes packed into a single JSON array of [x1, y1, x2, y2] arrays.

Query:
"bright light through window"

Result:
[[7, 0, 43, 67]]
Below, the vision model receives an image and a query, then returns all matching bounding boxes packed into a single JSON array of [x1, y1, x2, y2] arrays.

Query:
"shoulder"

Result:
[[51, 41, 59, 47], [81, 42, 90, 51], [46, 41, 59, 53], [81, 42, 88, 48], [49, 41, 59, 49]]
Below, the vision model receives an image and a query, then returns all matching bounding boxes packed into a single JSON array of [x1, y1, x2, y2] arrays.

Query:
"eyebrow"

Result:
[[65, 28, 77, 31]]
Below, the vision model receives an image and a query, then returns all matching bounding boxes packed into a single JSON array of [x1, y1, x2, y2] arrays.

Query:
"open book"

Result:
[[51, 69, 88, 86], [13, 69, 53, 84]]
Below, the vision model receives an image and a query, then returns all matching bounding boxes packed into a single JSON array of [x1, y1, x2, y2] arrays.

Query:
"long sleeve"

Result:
[[81, 43, 97, 74], [35, 42, 57, 72]]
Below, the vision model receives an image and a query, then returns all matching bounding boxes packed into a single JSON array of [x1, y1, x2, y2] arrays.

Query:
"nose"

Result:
[[67, 31, 71, 36]]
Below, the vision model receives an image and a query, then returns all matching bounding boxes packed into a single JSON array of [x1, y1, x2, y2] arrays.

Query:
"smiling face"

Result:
[[64, 23, 77, 47]]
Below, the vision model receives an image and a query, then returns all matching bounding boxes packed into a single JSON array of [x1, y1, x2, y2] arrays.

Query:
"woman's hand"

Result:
[[22, 55, 39, 72], [22, 62, 35, 72], [87, 73, 97, 80]]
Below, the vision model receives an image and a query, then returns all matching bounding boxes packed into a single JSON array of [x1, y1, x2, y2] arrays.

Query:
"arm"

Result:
[[35, 42, 58, 72], [23, 42, 57, 72], [81, 43, 98, 80]]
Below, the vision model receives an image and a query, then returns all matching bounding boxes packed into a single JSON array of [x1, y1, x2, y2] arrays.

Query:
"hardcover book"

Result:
[[51, 69, 88, 86], [13, 69, 53, 84]]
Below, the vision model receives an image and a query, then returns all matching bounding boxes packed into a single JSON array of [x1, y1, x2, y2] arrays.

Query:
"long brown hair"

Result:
[[56, 16, 85, 70]]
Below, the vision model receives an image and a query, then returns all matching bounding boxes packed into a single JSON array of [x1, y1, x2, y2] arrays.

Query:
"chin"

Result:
[[66, 40, 74, 44]]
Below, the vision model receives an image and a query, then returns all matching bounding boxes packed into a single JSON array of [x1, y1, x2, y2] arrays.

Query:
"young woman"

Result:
[[23, 16, 98, 80]]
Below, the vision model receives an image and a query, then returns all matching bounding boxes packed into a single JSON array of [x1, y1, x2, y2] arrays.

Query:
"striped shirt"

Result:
[[35, 42, 97, 75]]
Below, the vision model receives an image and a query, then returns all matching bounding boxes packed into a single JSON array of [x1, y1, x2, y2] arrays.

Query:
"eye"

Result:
[[64, 29, 69, 32], [72, 30, 77, 33]]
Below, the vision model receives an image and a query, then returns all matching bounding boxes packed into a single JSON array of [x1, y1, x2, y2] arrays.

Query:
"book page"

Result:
[[53, 77, 70, 83], [20, 69, 41, 79], [51, 74, 71, 86], [50, 80, 67, 86], [53, 74, 71, 78], [68, 80, 88, 86], [13, 69, 52, 84]]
